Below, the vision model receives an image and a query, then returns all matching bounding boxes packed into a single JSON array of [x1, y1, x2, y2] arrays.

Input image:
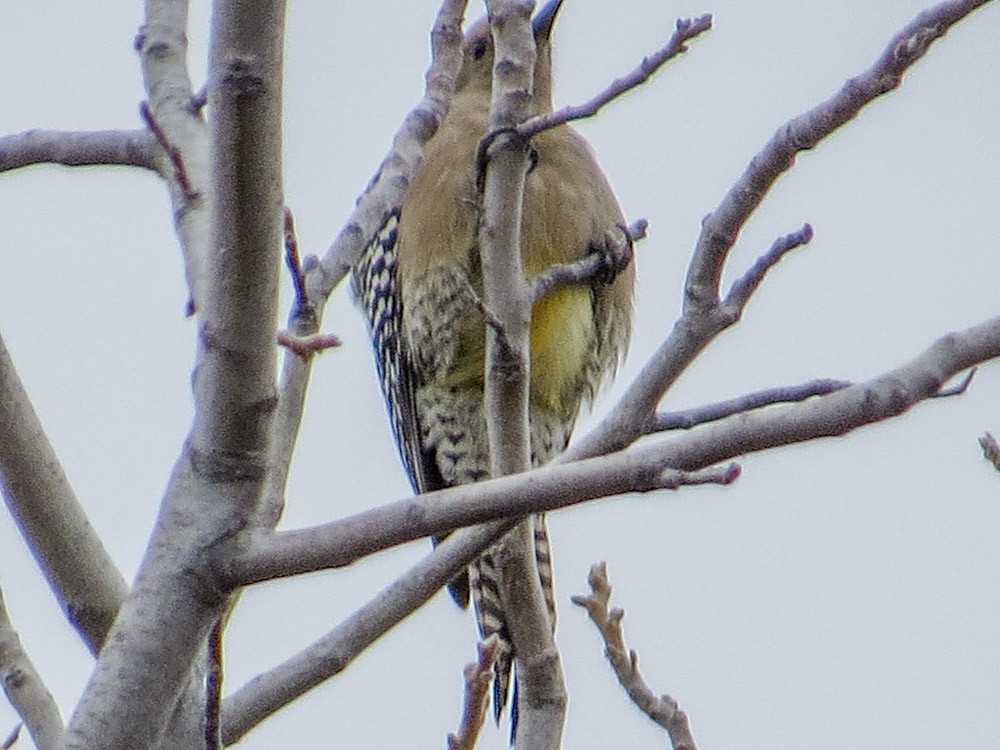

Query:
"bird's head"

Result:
[[454, 0, 564, 114]]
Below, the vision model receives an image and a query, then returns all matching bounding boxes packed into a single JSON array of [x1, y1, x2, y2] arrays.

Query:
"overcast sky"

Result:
[[2, 2, 1000, 748]]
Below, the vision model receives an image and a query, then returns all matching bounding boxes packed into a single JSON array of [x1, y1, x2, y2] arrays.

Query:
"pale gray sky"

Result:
[[2, 2, 999, 748]]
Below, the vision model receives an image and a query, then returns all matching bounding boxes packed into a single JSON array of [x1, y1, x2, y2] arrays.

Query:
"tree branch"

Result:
[[232, 313, 998, 587], [0, 331, 127, 654], [651, 378, 851, 433], [229, 457, 735, 585], [481, 2, 566, 745], [222, 455, 731, 745], [135, 0, 213, 315], [567, 0, 992, 463], [516, 14, 713, 139], [303, 0, 468, 305], [255, 0, 468, 532], [448, 636, 502, 750], [60, 2, 287, 748], [0, 129, 158, 173], [0, 588, 63, 750], [216, 300, 1000, 741], [220, 518, 516, 744], [572, 563, 698, 750]]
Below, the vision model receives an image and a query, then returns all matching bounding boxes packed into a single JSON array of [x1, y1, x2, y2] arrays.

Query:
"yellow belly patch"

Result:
[[529, 285, 593, 414]]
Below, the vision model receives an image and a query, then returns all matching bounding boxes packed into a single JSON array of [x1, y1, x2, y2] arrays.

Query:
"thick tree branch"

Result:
[[0, 588, 63, 750], [568, 0, 991, 463], [229, 458, 734, 585], [60, 2, 287, 749], [572, 563, 697, 750], [216, 297, 1000, 742], [232, 313, 998, 588], [480, 2, 566, 745], [0, 332, 127, 654], [0, 129, 158, 173]]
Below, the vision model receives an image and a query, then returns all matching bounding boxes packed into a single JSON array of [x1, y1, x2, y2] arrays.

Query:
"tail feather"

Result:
[[469, 552, 514, 720], [469, 513, 556, 727]]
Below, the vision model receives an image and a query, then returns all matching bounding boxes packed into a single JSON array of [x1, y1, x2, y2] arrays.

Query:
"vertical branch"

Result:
[[135, 0, 213, 314], [59, 2, 287, 749], [480, 1, 567, 747]]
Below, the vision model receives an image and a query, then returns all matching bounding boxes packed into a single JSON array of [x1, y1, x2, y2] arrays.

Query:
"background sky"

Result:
[[2, 1, 999, 748]]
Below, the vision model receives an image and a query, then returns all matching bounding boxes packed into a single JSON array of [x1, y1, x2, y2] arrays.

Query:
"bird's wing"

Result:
[[352, 210, 436, 495]]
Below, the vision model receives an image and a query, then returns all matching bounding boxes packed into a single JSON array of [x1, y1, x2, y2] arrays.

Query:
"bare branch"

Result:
[[135, 0, 212, 315], [0, 588, 63, 750], [979, 431, 1000, 472], [448, 636, 502, 750], [481, 2, 566, 744], [688, 0, 991, 314], [722, 223, 813, 314], [1, 725, 20, 750], [0, 129, 158, 173], [572, 563, 698, 750], [254, 0, 469, 534], [60, 1, 288, 747], [651, 378, 851, 432], [568, 0, 991, 462], [304, 0, 468, 304], [220, 518, 516, 744], [0, 331, 127, 654], [218, 299, 1000, 740], [516, 14, 713, 139], [229, 436, 722, 585], [232, 312, 1000, 587]]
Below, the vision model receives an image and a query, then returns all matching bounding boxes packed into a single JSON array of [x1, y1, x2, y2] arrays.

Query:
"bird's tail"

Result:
[[469, 513, 557, 726]]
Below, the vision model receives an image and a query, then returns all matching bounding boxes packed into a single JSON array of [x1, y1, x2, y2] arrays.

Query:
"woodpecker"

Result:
[[353, 0, 634, 722]]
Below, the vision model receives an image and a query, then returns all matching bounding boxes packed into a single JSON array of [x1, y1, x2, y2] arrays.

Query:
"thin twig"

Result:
[[139, 101, 198, 200], [275, 330, 342, 358], [1, 725, 20, 750], [723, 224, 813, 314], [572, 563, 698, 750], [448, 636, 502, 750], [517, 14, 713, 139], [283, 207, 309, 315], [651, 378, 851, 433], [932, 366, 976, 397], [978, 431, 1000, 472]]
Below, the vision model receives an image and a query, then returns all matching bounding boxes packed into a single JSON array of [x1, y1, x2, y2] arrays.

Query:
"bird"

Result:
[[352, 0, 634, 724]]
